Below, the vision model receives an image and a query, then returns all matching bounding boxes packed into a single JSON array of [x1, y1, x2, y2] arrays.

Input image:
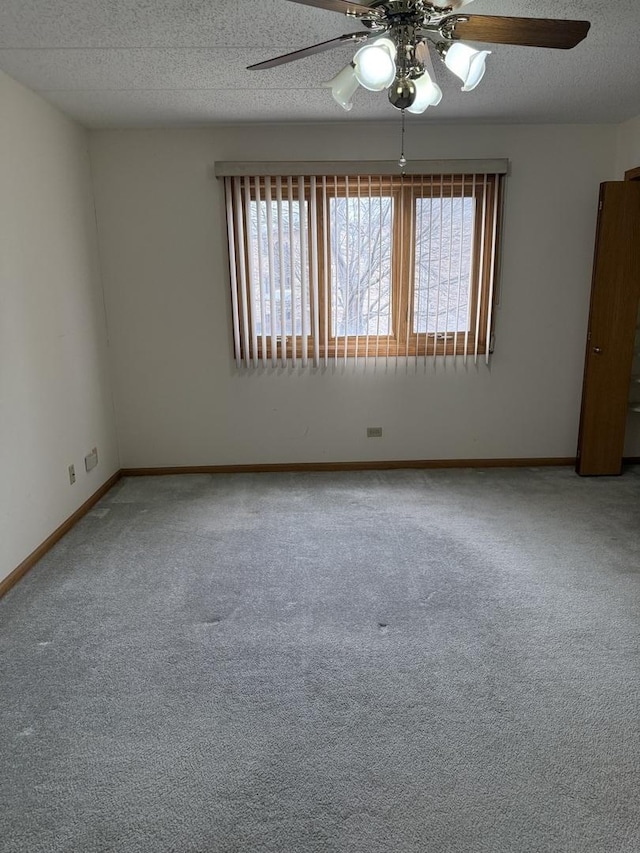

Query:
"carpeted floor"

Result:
[[1, 467, 640, 853]]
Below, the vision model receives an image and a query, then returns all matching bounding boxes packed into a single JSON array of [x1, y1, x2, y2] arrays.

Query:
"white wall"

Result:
[[615, 114, 640, 178], [89, 123, 616, 468], [0, 70, 119, 584]]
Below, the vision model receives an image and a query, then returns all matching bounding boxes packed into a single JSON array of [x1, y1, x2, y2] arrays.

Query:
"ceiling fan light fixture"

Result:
[[442, 42, 491, 91], [406, 71, 443, 114], [327, 63, 359, 110], [354, 43, 396, 91], [248, 1, 590, 116]]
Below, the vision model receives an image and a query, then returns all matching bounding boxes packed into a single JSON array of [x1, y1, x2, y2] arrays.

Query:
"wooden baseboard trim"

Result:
[[121, 458, 576, 477], [623, 456, 640, 465], [0, 471, 122, 600]]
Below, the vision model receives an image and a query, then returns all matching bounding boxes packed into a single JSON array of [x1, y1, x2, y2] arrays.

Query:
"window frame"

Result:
[[234, 172, 502, 362]]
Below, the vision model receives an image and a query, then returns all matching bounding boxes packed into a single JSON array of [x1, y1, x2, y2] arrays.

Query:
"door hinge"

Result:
[[598, 199, 603, 211]]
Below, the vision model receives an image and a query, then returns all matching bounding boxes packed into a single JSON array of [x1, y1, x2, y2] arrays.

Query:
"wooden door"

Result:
[[576, 182, 640, 475]]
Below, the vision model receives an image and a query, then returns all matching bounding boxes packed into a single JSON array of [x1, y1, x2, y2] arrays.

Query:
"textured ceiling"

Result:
[[0, 0, 639, 128]]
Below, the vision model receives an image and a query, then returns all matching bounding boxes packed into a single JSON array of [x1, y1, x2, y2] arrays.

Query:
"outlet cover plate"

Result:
[[84, 447, 98, 472]]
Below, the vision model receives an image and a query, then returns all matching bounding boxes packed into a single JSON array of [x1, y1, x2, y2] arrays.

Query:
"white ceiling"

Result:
[[0, 0, 639, 128]]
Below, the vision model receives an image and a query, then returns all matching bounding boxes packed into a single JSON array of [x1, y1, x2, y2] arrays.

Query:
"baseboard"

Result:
[[121, 457, 576, 476], [0, 471, 122, 600]]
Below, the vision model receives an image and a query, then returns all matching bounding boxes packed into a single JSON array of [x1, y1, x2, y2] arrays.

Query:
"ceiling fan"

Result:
[[247, 0, 590, 114]]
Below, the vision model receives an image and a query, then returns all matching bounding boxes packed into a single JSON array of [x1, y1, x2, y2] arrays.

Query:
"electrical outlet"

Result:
[[68, 464, 76, 485], [367, 427, 383, 438], [85, 447, 98, 472]]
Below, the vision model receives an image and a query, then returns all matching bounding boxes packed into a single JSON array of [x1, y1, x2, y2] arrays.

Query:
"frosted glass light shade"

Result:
[[444, 42, 491, 91], [327, 64, 359, 110], [354, 44, 396, 91], [374, 37, 397, 60], [406, 71, 443, 114]]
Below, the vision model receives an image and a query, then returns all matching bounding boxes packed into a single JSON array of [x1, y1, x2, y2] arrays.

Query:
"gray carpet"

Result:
[[1, 467, 640, 853]]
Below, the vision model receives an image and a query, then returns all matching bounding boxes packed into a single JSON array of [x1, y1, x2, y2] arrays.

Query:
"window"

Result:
[[221, 164, 505, 367]]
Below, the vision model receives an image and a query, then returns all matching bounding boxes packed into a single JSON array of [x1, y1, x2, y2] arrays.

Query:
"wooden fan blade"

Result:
[[448, 15, 590, 49], [285, 0, 378, 17], [247, 32, 372, 70]]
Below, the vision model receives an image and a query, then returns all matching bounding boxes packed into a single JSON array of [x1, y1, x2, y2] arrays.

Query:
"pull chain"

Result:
[[398, 109, 407, 172]]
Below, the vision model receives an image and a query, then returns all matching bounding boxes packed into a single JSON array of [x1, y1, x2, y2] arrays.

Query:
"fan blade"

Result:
[[447, 15, 590, 49], [285, 0, 378, 17], [248, 32, 373, 70]]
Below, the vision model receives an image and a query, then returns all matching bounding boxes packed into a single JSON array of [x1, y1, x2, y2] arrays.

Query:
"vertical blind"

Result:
[[220, 162, 506, 368]]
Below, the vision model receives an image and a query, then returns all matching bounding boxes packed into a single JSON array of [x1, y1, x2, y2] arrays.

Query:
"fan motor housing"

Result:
[[363, 1, 449, 32]]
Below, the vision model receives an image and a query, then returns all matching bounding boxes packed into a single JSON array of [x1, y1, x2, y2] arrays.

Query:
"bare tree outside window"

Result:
[[329, 196, 393, 337], [249, 199, 310, 338], [414, 197, 474, 334]]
